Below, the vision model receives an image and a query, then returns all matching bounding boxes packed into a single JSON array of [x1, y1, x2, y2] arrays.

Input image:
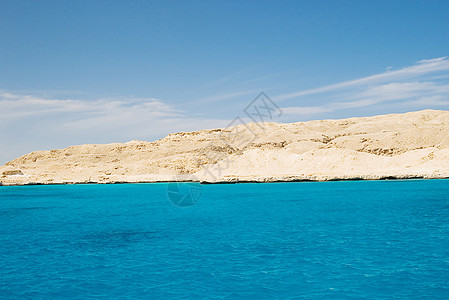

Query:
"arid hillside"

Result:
[[2, 109, 449, 185]]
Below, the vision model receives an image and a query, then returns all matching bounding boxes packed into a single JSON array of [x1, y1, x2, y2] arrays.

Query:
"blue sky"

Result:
[[1, 0, 449, 163]]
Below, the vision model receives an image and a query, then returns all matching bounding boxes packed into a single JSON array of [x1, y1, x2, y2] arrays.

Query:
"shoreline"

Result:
[[1, 174, 448, 187], [3, 110, 449, 187]]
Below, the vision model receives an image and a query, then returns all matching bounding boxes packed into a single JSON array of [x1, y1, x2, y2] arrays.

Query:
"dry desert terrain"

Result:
[[2, 109, 449, 185]]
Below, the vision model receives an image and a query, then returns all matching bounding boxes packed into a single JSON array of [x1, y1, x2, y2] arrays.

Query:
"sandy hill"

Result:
[[2, 109, 449, 185]]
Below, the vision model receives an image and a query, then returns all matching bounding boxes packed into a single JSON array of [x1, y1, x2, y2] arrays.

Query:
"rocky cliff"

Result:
[[2, 109, 449, 185]]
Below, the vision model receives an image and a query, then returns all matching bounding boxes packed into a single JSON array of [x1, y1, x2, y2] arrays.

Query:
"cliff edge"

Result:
[[2, 109, 449, 185]]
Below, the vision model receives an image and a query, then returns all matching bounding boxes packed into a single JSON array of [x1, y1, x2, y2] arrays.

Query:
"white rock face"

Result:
[[2, 109, 449, 185]]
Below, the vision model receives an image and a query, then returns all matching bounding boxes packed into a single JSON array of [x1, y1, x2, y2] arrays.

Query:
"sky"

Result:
[[1, 0, 449, 163]]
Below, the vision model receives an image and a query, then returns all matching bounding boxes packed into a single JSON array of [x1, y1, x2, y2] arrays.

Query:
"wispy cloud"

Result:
[[190, 90, 258, 105], [2, 57, 449, 163], [0, 92, 231, 163], [279, 57, 449, 117], [0, 94, 179, 121], [186, 64, 268, 94]]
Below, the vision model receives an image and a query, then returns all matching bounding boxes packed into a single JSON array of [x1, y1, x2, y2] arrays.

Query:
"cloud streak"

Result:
[[0, 92, 231, 163], [2, 57, 449, 163], [279, 57, 449, 117], [277, 57, 449, 100]]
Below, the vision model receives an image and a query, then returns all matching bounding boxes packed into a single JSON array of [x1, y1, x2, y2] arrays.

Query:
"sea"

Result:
[[0, 179, 449, 299]]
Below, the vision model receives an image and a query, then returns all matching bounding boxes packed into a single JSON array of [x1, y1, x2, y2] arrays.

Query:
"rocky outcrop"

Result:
[[1, 109, 449, 185]]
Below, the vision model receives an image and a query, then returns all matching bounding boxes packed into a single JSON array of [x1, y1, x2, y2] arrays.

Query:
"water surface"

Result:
[[1, 180, 449, 299]]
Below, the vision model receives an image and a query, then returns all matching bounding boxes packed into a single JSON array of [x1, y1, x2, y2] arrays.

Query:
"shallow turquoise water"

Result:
[[1, 180, 449, 299]]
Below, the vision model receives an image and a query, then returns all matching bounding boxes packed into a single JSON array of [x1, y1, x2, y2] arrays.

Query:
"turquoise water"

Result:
[[1, 180, 449, 299]]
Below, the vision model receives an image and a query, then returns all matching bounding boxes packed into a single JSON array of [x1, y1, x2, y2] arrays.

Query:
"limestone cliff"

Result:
[[2, 110, 449, 185]]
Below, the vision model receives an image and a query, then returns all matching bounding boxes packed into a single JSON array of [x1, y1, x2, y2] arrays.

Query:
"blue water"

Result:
[[1, 180, 449, 299]]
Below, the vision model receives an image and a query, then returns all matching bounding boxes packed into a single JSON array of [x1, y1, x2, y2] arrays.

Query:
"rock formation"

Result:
[[2, 109, 449, 185]]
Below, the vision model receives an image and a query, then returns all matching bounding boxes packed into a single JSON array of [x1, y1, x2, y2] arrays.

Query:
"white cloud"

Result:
[[2, 57, 449, 163], [0, 95, 183, 128], [279, 57, 449, 117], [277, 57, 449, 101], [399, 95, 449, 108], [0, 93, 231, 163]]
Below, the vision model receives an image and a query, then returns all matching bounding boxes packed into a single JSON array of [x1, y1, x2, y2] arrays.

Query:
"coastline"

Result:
[[3, 109, 449, 187], [1, 173, 448, 187]]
